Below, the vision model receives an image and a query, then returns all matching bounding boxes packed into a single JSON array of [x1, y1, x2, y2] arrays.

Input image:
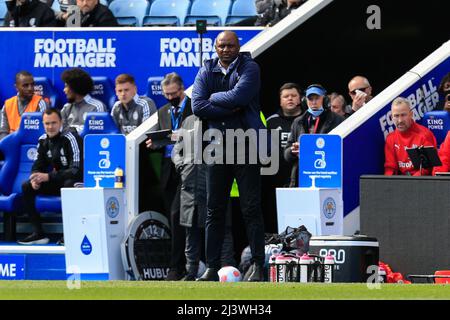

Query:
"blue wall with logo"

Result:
[[0, 29, 262, 109]]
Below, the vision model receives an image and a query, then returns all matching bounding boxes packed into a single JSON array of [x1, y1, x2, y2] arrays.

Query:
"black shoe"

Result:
[[17, 233, 49, 245], [182, 273, 197, 281], [56, 237, 64, 246], [247, 263, 264, 282], [196, 268, 219, 281], [165, 269, 185, 281]]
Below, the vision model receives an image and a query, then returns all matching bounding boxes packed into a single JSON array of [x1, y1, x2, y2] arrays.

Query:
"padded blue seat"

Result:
[[146, 76, 166, 109], [34, 76, 59, 109], [184, 0, 232, 26], [35, 195, 62, 213], [0, 112, 44, 240], [79, 112, 120, 138], [421, 111, 450, 147], [143, 0, 191, 26], [109, 0, 150, 26], [91, 76, 116, 112], [0, 1, 8, 26]]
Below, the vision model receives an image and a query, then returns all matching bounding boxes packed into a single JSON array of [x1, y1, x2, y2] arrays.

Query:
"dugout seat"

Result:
[[91, 76, 116, 112], [0, 113, 44, 241], [79, 112, 120, 138], [184, 0, 232, 26], [109, 0, 150, 26], [0, 1, 8, 26], [146, 76, 166, 109], [34, 76, 60, 109], [421, 111, 450, 147], [143, 0, 191, 26]]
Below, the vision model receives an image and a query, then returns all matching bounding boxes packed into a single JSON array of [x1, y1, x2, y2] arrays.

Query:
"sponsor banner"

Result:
[[84, 134, 126, 188], [0, 29, 262, 108], [342, 56, 450, 217], [299, 134, 342, 188], [0, 255, 25, 280]]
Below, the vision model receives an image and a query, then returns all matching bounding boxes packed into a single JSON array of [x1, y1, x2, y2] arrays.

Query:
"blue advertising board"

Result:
[[341, 56, 450, 217], [84, 134, 125, 188], [0, 255, 25, 280], [299, 134, 342, 188], [0, 28, 262, 109]]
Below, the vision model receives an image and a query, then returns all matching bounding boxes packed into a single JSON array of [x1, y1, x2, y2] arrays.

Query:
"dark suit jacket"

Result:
[[153, 97, 193, 191]]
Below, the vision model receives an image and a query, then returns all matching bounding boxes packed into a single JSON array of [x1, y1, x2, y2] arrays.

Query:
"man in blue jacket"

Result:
[[192, 31, 265, 282]]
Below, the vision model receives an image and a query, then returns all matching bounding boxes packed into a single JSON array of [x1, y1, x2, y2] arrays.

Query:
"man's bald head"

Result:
[[215, 31, 240, 68], [348, 75, 372, 101]]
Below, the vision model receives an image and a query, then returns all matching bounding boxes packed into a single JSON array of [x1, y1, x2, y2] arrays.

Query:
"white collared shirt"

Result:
[[218, 57, 239, 75]]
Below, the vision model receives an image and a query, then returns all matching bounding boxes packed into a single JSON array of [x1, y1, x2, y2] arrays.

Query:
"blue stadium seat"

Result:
[[91, 76, 116, 111], [225, 0, 257, 25], [34, 76, 59, 109], [421, 111, 450, 147], [146, 76, 166, 109], [0, 113, 45, 241], [184, 0, 232, 26], [143, 0, 191, 26], [0, 1, 7, 26], [79, 112, 120, 138], [109, 0, 150, 26]]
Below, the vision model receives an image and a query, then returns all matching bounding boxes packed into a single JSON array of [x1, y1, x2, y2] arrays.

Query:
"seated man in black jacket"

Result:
[[284, 84, 344, 186], [18, 108, 83, 245], [4, 0, 57, 27], [57, 0, 118, 27]]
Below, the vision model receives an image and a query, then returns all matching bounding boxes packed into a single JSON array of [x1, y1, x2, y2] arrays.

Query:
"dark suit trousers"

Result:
[[205, 163, 265, 269], [22, 179, 76, 234]]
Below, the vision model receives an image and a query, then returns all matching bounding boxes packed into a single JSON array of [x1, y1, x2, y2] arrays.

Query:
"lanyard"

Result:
[[170, 97, 187, 130], [308, 115, 320, 133]]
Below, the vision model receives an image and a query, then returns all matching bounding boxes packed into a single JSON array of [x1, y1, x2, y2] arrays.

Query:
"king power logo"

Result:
[[34, 38, 117, 68]]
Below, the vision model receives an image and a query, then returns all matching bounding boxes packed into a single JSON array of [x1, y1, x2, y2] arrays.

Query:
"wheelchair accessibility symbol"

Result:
[[314, 151, 326, 169]]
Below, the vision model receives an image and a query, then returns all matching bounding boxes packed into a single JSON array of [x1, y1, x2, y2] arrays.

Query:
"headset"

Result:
[[301, 83, 331, 111]]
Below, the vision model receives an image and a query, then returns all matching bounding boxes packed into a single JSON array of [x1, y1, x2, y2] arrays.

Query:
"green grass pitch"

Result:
[[1, 281, 450, 300]]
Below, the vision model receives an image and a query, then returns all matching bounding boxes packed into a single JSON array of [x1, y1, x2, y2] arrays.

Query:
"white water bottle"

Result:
[[299, 254, 314, 283]]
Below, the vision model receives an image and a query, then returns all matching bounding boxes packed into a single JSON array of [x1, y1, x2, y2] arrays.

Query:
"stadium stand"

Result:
[[184, 0, 232, 26], [108, 0, 149, 27], [33, 76, 59, 109], [225, 0, 257, 25], [91, 76, 117, 111], [143, 0, 191, 27], [0, 113, 44, 241], [420, 110, 450, 147]]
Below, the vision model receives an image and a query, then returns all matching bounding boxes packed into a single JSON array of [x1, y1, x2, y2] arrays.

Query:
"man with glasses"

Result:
[[284, 84, 344, 186], [347, 76, 373, 115], [145, 72, 192, 281]]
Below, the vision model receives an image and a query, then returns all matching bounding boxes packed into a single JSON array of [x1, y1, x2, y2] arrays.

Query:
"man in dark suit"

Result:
[[146, 72, 192, 280]]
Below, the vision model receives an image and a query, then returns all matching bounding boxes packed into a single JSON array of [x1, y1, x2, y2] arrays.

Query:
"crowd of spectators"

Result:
[[2, 0, 307, 28]]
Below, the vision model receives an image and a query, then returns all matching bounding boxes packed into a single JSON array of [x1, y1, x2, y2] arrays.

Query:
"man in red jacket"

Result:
[[384, 97, 437, 176]]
